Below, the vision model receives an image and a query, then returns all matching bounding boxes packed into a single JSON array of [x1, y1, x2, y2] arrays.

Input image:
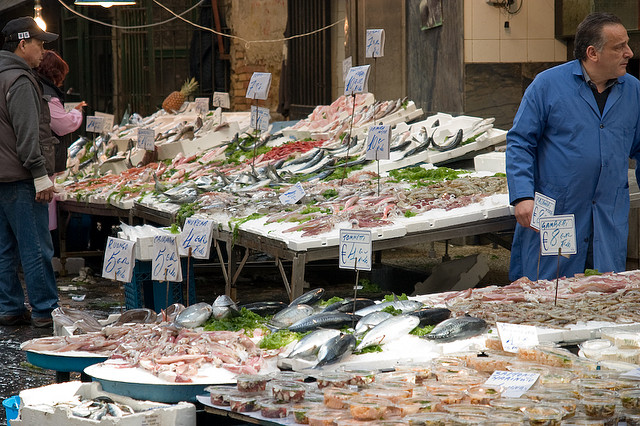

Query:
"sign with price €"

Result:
[[339, 229, 372, 271], [365, 124, 391, 160], [365, 29, 385, 58], [102, 237, 135, 282], [86, 116, 105, 134], [137, 128, 155, 151], [250, 105, 270, 132], [530, 192, 556, 231], [344, 65, 371, 96], [246, 72, 272, 100], [152, 235, 182, 282], [95, 111, 114, 133], [279, 182, 305, 205], [178, 217, 214, 259], [484, 371, 540, 398], [496, 321, 539, 353], [212, 92, 230, 108], [539, 214, 577, 256], [195, 97, 209, 115]]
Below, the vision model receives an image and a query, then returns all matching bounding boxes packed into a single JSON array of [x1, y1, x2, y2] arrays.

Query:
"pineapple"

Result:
[[162, 77, 199, 113]]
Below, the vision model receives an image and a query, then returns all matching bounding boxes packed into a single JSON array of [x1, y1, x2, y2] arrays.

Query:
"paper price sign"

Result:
[[365, 125, 391, 160], [251, 105, 270, 132], [246, 72, 272, 100], [344, 65, 371, 96], [86, 116, 105, 133], [179, 217, 214, 259], [137, 128, 155, 151], [64, 102, 81, 113], [102, 237, 135, 283], [530, 192, 556, 231], [540, 214, 577, 256], [279, 182, 305, 205], [152, 235, 182, 282], [496, 322, 539, 353], [95, 111, 114, 133], [484, 371, 539, 398], [212, 91, 230, 108], [195, 97, 209, 115], [365, 29, 385, 58], [342, 56, 352, 82], [339, 229, 372, 271]]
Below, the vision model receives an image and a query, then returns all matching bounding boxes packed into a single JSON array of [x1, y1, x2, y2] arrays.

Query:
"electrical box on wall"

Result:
[[486, 0, 514, 5]]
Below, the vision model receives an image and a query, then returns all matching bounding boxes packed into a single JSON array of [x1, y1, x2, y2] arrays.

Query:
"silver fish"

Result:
[[424, 315, 488, 343], [287, 328, 341, 359], [175, 302, 213, 328], [354, 299, 423, 317], [316, 333, 356, 367], [288, 312, 357, 333], [211, 294, 239, 320], [51, 307, 103, 332], [113, 308, 157, 325], [289, 288, 325, 307], [354, 311, 393, 336], [270, 304, 315, 328], [356, 314, 419, 351]]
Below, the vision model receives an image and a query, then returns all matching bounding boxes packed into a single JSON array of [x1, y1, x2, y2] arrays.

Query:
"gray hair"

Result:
[[574, 12, 623, 61]]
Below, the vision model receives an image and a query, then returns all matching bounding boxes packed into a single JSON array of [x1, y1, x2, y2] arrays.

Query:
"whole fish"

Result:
[[321, 298, 375, 314], [356, 314, 420, 351], [289, 288, 325, 307], [270, 304, 315, 328], [431, 128, 463, 152], [211, 294, 240, 320], [174, 302, 213, 328], [407, 307, 451, 327], [354, 311, 393, 336], [239, 301, 287, 316], [287, 328, 341, 359], [354, 299, 423, 317], [51, 307, 103, 332], [288, 312, 358, 333], [316, 333, 357, 367], [113, 308, 157, 325], [424, 315, 488, 343]]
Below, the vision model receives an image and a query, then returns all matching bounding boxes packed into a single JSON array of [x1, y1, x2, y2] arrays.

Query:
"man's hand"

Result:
[[514, 199, 535, 229], [35, 186, 55, 203]]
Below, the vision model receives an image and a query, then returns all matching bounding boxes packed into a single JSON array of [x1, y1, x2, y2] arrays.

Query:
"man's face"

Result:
[[594, 23, 633, 79], [20, 38, 45, 68]]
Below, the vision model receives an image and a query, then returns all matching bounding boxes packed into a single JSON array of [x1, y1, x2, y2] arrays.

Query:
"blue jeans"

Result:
[[0, 180, 58, 318]]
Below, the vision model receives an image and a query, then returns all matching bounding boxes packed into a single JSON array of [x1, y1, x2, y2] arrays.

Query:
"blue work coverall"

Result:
[[506, 59, 640, 281]]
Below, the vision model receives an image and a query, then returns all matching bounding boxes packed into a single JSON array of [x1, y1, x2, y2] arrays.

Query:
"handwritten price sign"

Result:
[[86, 116, 105, 134], [531, 192, 556, 231], [152, 235, 182, 282], [212, 91, 230, 109], [195, 97, 209, 115], [485, 371, 539, 398], [496, 322, 539, 353], [540, 214, 577, 256], [94, 112, 114, 133], [179, 217, 214, 259], [365, 29, 385, 58], [344, 65, 371, 96], [365, 125, 391, 160], [137, 128, 155, 151], [279, 182, 305, 205], [339, 229, 372, 271], [251, 105, 270, 132], [246, 72, 272, 100], [102, 237, 135, 282]]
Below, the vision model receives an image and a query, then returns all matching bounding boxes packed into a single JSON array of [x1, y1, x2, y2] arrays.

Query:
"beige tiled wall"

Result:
[[464, 0, 567, 63]]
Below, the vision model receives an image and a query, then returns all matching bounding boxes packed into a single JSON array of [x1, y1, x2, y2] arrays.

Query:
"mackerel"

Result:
[[287, 328, 341, 359], [354, 299, 423, 317], [316, 333, 357, 367], [288, 312, 358, 333], [356, 314, 419, 351], [424, 315, 488, 343]]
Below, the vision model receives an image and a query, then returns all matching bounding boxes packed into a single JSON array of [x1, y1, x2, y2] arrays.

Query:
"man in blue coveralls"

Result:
[[507, 12, 640, 281]]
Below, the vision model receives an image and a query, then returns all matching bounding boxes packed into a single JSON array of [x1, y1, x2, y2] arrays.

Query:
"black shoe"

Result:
[[0, 311, 31, 326], [32, 316, 53, 328]]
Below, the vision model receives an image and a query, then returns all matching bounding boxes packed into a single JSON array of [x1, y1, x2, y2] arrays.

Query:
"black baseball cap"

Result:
[[2, 17, 58, 43]]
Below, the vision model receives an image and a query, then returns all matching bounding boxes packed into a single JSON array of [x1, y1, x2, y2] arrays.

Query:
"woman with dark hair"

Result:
[[35, 50, 86, 174]]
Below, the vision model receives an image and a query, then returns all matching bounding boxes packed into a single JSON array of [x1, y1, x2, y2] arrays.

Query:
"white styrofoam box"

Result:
[[398, 214, 435, 234], [427, 207, 486, 230], [110, 197, 135, 210], [181, 121, 240, 157], [98, 156, 128, 176], [14, 381, 196, 426], [361, 149, 430, 174], [88, 194, 109, 205], [156, 139, 184, 160], [481, 194, 511, 219], [474, 151, 506, 174]]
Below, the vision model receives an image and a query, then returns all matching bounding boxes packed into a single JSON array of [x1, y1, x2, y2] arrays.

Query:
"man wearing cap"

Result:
[[0, 17, 60, 327]]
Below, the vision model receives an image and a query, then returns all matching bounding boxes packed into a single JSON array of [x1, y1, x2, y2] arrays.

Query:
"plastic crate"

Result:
[[124, 259, 196, 312]]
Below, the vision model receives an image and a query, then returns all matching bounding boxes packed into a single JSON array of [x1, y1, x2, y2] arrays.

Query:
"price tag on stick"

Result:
[[179, 217, 214, 259], [246, 72, 272, 100], [339, 229, 372, 271], [102, 237, 135, 282], [86, 116, 105, 133], [344, 65, 371, 96], [194, 97, 209, 115], [137, 128, 155, 151], [279, 182, 305, 205], [212, 91, 230, 108], [539, 214, 577, 256], [365, 29, 385, 58], [250, 105, 270, 132], [152, 235, 182, 282], [531, 192, 556, 231], [366, 125, 391, 160]]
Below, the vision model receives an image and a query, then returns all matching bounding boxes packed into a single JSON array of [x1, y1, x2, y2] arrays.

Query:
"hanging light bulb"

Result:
[[74, 0, 136, 6], [34, 0, 46, 31]]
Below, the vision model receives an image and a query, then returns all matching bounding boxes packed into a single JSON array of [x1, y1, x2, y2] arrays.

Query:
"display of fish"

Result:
[[61, 396, 136, 420], [287, 328, 341, 359], [289, 288, 325, 307], [407, 307, 451, 327], [356, 314, 420, 351], [316, 333, 357, 367], [353, 311, 393, 336], [211, 294, 240, 320], [174, 302, 213, 328], [424, 315, 488, 343], [288, 312, 358, 333], [51, 306, 104, 333], [321, 298, 375, 314], [113, 308, 157, 325], [354, 298, 423, 317], [239, 301, 288, 316], [269, 304, 315, 328]]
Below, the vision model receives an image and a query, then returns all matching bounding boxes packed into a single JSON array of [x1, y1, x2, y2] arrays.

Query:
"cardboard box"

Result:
[[13, 381, 196, 426]]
